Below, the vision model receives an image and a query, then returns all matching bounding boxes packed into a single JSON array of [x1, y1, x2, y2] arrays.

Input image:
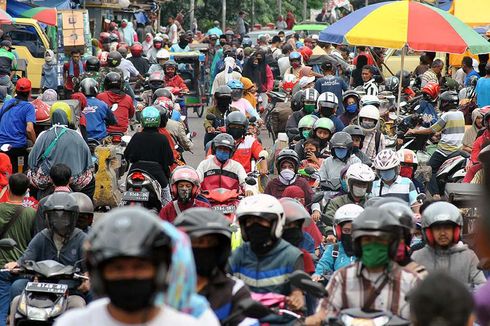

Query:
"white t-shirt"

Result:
[[169, 23, 178, 44], [54, 298, 200, 326]]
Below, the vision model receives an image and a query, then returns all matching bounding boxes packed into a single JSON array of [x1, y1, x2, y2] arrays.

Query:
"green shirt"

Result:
[[0, 203, 35, 266]]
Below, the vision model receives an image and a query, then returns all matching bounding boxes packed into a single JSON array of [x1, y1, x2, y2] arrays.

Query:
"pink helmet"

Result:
[[170, 165, 200, 199]]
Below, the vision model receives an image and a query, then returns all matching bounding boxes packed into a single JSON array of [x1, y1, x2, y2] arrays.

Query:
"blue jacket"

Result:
[[415, 100, 438, 128], [84, 97, 117, 140], [314, 242, 356, 276], [229, 239, 303, 295]]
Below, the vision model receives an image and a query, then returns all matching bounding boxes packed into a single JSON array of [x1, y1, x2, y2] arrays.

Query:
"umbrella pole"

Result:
[[397, 46, 406, 117]]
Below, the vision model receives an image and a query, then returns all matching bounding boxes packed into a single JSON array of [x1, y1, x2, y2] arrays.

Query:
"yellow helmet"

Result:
[[50, 101, 73, 125]]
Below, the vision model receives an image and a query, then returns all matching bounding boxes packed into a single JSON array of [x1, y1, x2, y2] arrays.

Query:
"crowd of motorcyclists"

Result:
[[0, 11, 488, 326]]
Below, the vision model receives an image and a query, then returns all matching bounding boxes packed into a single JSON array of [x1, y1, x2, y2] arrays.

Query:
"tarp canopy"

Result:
[[449, 0, 490, 27], [7, 0, 70, 19]]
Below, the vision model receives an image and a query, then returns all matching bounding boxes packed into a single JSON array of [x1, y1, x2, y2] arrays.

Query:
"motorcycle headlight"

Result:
[[27, 307, 48, 321], [50, 297, 65, 317]]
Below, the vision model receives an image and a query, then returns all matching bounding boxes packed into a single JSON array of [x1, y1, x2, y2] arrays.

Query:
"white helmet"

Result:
[[156, 49, 170, 60], [304, 88, 319, 103], [236, 194, 285, 240], [345, 163, 375, 190], [358, 104, 380, 132], [360, 94, 381, 107], [397, 149, 418, 165], [333, 204, 364, 239], [373, 149, 400, 171], [317, 92, 339, 112]]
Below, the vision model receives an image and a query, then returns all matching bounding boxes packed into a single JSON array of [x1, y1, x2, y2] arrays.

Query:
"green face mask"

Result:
[[302, 130, 310, 139], [361, 242, 390, 268], [304, 103, 315, 114]]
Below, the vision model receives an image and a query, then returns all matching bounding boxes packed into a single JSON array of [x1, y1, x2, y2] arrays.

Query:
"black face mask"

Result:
[[104, 279, 156, 312], [320, 107, 335, 118], [179, 40, 189, 48], [282, 227, 304, 248], [193, 247, 220, 277], [228, 128, 245, 140], [217, 98, 231, 113], [245, 224, 275, 255], [341, 234, 354, 256]]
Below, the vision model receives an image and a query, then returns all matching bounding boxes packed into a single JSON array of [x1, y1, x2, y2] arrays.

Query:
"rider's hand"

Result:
[[326, 234, 337, 244], [286, 289, 304, 311], [307, 152, 319, 164], [311, 210, 321, 223], [4, 262, 18, 271], [311, 274, 322, 282], [406, 128, 414, 135], [245, 189, 254, 197], [78, 279, 91, 293], [305, 312, 326, 326], [206, 126, 215, 133]]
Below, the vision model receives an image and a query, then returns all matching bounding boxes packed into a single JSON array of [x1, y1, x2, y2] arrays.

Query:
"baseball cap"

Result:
[[0, 40, 14, 49], [16, 78, 31, 92]]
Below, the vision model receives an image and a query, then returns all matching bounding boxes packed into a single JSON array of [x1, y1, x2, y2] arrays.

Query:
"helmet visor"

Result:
[[46, 210, 76, 237]]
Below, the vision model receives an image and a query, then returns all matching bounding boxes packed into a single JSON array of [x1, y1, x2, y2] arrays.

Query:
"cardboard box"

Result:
[[61, 11, 84, 30], [63, 28, 85, 47]]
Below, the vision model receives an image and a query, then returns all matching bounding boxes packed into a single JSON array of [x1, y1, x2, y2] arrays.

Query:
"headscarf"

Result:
[[156, 221, 209, 318], [224, 56, 236, 83], [28, 110, 93, 177], [241, 76, 257, 109], [143, 33, 153, 54], [242, 50, 267, 92], [121, 21, 136, 46]]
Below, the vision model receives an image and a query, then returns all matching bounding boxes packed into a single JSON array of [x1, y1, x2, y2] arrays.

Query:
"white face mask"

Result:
[[351, 185, 367, 198], [279, 169, 296, 185]]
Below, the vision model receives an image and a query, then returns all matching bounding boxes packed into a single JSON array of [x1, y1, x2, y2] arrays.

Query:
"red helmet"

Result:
[[170, 165, 200, 200], [421, 82, 440, 101], [154, 96, 174, 111], [130, 43, 143, 57], [300, 46, 313, 63], [282, 74, 298, 93]]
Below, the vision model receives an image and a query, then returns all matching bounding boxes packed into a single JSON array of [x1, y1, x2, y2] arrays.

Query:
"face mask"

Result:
[[302, 130, 310, 139], [48, 212, 73, 238], [379, 168, 397, 182], [215, 149, 231, 163], [256, 57, 263, 64], [399, 166, 414, 178], [178, 187, 192, 203], [340, 179, 348, 192], [217, 99, 231, 112], [395, 242, 407, 262], [361, 242, 390, 268], [237, 53, 244, 61], [121, 22, 128, 28], [228, 128, 245, 140], [320, 107, 335, 118], [352, 185, 367, 198], [291, 62, 301, 69], [279, 169, 296, 185], [104, 279, 156, 312], [245, 223, 274, 255], [346, 103, 358, 113], [282, 227, 304, 248], [334, 148, 348, 160], [303, 104, 315, 114], [360, 120, 376, 130], [341, 234, 354, 256], [179, 40, 189, 48], [192, 247, 220, 277]]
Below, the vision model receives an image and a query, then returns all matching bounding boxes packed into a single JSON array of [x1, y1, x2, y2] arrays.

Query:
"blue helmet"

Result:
[[227, 80, 244, 90], [289, 51, 301, 60]]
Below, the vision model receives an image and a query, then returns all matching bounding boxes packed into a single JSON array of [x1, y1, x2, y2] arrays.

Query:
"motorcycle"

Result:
[[122, 167, 163, 212], [203, 188, 241, 222], [328, 309, 410, 326], [264, 91, 289, 142], [436, 151, 469, 195], [4, 260, 87, 325]]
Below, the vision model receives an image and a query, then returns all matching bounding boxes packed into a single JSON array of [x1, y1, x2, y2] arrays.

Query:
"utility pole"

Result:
[[277, 0, 282, 18], [251, 0, 255, 31], [222, 0, 226, 32], [365, 0, 368, 6], [190, 0, 195, 31], [303, 0, 307, 21]]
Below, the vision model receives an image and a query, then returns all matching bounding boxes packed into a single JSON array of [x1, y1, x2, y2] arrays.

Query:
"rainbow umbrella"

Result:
[[319, 0, 490, 114], [21, 7, 57, 26], [0, 9, 13, 24]]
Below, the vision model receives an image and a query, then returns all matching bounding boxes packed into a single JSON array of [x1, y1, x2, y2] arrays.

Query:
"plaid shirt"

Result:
[[317, 261, 419, 320], [361, 130, 386, 161]]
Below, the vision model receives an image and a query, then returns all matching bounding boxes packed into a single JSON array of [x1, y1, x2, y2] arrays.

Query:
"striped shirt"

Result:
[[420, 69, 439, 87], [370, 176, 418, 205], [363, 79, 379, 96], [430, 110, 465, 156], [318, 262, 419, 320]]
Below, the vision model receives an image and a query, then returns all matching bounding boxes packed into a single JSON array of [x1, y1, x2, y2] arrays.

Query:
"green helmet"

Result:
[[313, 117, 335, 133], [298, 115, 318, 129], [141, 106, 161, 128]]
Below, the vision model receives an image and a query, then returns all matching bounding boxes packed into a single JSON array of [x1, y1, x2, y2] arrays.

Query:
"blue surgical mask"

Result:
[[341, 179, 348, 192], [346, 103, 358, 113], [215, 149, 231, 163], [334, 148, 348, 160], [379, 168, 397, 182]]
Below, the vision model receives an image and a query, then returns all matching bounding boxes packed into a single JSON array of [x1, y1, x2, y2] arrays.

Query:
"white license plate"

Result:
[[213, 205, 236, 214], [122, 191, 150, 202], [25, 282, 67, 294]]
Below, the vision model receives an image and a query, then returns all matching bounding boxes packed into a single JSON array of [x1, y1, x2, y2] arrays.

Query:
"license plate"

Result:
[[213, 205, 236, 214], [122, 191, 149, 202], [25, 282, 67, 294]]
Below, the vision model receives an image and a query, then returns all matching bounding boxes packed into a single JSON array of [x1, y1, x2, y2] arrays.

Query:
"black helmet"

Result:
[[86, 56, 100, 72], [152, 88, 173, 103], [214, 85, 232, 99], [279, 197, 310, 225], [163, 60, 178, 71], [384, 76, 400, 92], [154, 105, 170, 128], [330, 131, 353, 149], [373, 197, 414, 244], [211, 133, 236, 155], [291, 90, 305, 112], [276, 148, 300, 173], [242, 37, 252, 48], [85, 207, 171, 296], [104, 72, 123, 91], [70, 192, 94, 231], [352, 207, 402, 259], [439, 90, 459, 111], [226, 111, 249, 129], [80, 78, 98, 97], [395, 70, 410, 88], [174, 207, 231, 269], [44, 192, 79, 239], [107, 51, 122, 67]]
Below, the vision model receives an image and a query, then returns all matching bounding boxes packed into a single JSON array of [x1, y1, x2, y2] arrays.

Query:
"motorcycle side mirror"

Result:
[[289, 128, 299, 135], [0, 238, 16, 250], [304, 166, 316, 175], [289, 270, 328, 298], [245, 177, 257, 186], [206, 113, 217, 121], [259, 150, 269, 160], [311, 191, 324, 203], [0, 144, 11, 152], [121, 135, 132, 144], [399, 101, 407, 108], [237, 298, 272, 319], [249, 116, 257, 124]]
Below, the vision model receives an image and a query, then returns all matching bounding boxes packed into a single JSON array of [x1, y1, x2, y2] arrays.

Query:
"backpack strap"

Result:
[[40, 128, 68, 161], [331, 243, 339, 267], [172, 200, 182, 215], [0, 205, 24, 239], [374, 131, 382, 155]]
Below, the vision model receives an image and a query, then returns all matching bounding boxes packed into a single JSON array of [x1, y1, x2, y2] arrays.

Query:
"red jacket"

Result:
[[160, 199, 211, 223], [97, 91, 135, 133], [471, 130, 490, 164], [165, 75, 189, 92]]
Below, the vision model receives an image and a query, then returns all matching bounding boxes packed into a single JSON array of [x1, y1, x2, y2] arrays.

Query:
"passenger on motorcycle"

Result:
[[340, 90, 361, 126], [307, 207, 420, 323], [471, 111, 490, 164], [156, 95, 193, 152], [293, 114, 318, 148], [148, 48, 170, 74], [462, 108, 483, 154], [417, 82, 439, 127], [343, 125, 371, 165], [124, 106, 174, 205], [397, 149, 425, 194], [98, 51, 125, 92], [55, 207, 201, 325], [155, 104, 185, 167], [163, 60, 189, 92], [358, 104, 385, 161], [196, 133, 251, 195], [28, 106, 94, 197], [97, 72, 135, 134], [371, 149, 418, 206], [227, 80, 261, 121], [174, 208, 252, 324], [128, 43, 150, 76], [313, 204, 363, 281], [159, 166, 210, 223], [7, 193, 88, 325], [203, 85, 237, 147], [70, 192, 94, 233], [407, 91, 465, 197], [146, 36, 164, 63], [73, 56, 102, 92], [299, 138, 323, 171], [80, 78, 117, 141], [295, 117, 335, 161], [229, 194, 305, 310], [141, 71, 166, 108], [412, 201, 486, 289], [318, 132, 361, 198], [211, 56, 242, 95], [286, 89, 319, 140], [317, 91, 345, 132], [314, 62, 349, 114]]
